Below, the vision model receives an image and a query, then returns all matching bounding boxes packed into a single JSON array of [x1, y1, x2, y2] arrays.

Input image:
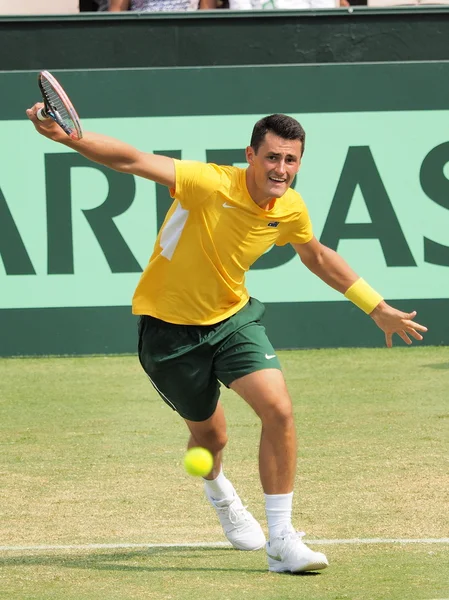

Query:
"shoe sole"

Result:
[[232, 540, 266, 551], [268, 557, 329, 573]]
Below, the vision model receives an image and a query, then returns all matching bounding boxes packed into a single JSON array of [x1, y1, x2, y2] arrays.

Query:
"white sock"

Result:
[[265, 492, 295, 539], [203, 468, 235, 502]]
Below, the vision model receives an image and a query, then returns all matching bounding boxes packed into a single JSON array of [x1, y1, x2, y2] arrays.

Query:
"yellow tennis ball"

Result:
[[184, 447, 213, 477]]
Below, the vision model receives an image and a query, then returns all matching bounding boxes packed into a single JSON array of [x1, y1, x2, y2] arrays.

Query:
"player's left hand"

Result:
[[370, 301, 428, 348]]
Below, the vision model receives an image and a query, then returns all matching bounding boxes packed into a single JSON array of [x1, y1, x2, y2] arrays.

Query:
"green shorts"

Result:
[[137, 298, 281, 422]]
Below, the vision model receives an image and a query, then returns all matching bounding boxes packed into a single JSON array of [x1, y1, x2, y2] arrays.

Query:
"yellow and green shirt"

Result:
[[132, 160, 313, 324]]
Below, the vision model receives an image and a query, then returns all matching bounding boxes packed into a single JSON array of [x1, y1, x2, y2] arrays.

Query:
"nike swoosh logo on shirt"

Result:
[[223, 202, 236, 209], [265, 354, 276, 360]]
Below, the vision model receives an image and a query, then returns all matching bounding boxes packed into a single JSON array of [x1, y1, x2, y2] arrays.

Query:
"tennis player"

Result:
[[26, 106, 427, 573]]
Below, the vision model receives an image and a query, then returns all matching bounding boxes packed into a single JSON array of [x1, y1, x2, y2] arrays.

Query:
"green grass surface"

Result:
[[1, 347, 448, 599]]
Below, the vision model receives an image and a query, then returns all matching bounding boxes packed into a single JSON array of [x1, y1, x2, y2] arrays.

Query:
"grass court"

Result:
[[1, 347, 448, 599]]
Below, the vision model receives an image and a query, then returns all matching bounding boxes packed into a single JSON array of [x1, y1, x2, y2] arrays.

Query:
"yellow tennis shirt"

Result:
[[132, 160, 313, 325]]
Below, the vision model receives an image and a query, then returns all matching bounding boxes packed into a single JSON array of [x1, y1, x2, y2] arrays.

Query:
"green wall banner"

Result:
[[1, 111, 449, 309], [1, 64, 448, 353]]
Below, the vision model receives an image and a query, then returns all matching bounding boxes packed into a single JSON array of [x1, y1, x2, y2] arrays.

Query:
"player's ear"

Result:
[[245, 145, 254, 165]]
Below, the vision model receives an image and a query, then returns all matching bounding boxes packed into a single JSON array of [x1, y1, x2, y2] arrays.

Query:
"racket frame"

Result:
[[37, 70, 83, 140]]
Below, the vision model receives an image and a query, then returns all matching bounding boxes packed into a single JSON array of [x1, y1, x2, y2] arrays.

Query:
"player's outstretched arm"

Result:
[[25, 102, 175, 187], [293, 237, 428, 347]]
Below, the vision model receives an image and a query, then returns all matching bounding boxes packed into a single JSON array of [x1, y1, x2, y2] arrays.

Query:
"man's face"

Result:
[[246, 131, 302, 201]]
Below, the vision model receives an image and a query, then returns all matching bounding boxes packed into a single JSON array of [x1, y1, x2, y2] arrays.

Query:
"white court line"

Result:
[[0, 538, 448, 552]]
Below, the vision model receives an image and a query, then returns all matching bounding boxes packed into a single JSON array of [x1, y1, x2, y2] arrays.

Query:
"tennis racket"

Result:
[[36, 70, 83, 140]]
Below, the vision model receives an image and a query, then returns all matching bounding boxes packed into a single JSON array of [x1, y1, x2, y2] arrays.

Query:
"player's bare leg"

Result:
[[230, 369, 296, 493], [230, 369, 328, 572], [185, 401, 266, 551], [185, 401, 227, 480]]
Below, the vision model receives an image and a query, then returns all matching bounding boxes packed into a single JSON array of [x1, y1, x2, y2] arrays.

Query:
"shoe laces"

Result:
[[216, 499, 249, 525], [281, 530, 306, 542]]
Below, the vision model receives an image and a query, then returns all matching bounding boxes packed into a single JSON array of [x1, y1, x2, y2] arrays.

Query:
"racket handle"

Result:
[[36, 107, 48, 121]]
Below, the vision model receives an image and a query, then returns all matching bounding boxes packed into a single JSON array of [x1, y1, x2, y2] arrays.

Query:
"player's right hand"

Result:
[[26, 103, 66, 142]]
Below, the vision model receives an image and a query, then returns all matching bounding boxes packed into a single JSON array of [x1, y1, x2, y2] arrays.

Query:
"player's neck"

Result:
[[245, 169, 275, 210]]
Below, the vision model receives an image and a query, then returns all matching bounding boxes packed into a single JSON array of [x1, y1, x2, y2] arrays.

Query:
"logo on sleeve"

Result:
[[268, 221, 279, 227]]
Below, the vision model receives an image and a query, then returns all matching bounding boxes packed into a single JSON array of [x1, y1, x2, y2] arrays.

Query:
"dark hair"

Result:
[[250, 114, 306, 156]]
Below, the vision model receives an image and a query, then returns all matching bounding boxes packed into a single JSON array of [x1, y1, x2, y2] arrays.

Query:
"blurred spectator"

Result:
[[108, 0, 217, 10], [368, 0, 449, 5], [79, 0, 109, 9], [229, 0, 349, 7]]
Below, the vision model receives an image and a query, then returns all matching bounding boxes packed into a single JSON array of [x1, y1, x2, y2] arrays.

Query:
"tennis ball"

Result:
[[184, 447, 213, 477]]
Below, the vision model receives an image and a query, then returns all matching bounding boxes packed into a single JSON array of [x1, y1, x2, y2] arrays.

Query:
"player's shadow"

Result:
[[0, 547, 321, 576], [423, 362, 449, 370]]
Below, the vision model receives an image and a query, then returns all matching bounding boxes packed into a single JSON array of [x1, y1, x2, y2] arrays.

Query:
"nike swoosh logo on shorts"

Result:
[[265, 354, 276, 359], [223, 202, 236, 208]]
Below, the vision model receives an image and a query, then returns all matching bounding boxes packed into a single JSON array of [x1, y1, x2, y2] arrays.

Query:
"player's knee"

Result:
[[209, 430, 228, 454], [196, 428, 228, 454], [260, 400, 294, 430]]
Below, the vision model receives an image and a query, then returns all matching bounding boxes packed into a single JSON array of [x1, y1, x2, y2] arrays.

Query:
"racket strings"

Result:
[[42, 80, 77, 133]]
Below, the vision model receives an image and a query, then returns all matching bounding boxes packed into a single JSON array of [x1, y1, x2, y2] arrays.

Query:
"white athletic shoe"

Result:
[[205, 487, 266, 551], [266, 531, 329, 573]]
